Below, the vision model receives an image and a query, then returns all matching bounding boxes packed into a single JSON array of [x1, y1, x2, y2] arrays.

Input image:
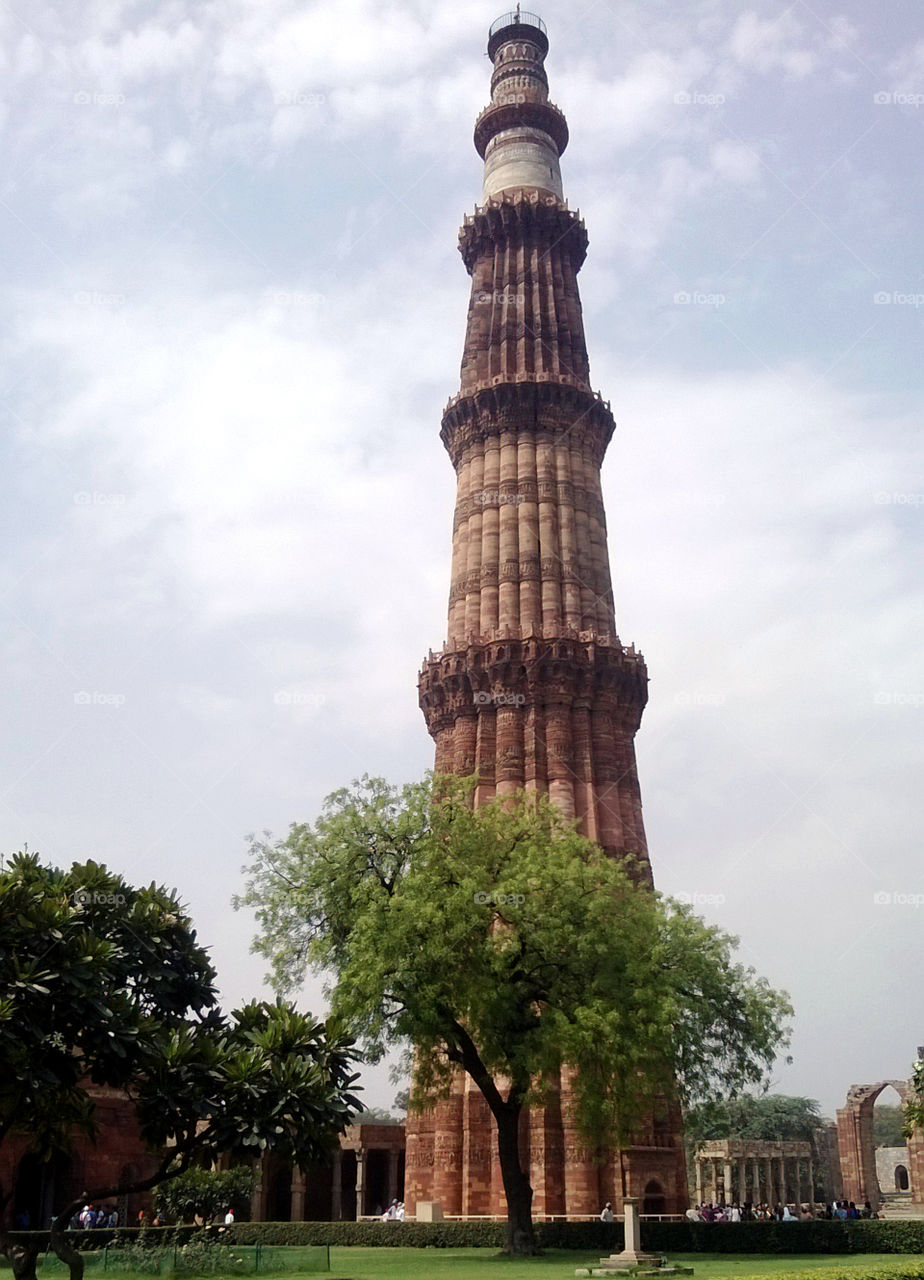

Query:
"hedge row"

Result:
[[732, 1266, 924, 1280], [8, 1218, 924, 1255]]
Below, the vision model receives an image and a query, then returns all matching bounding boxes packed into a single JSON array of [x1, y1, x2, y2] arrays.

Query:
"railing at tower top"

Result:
[[489, 10, 547, 38]]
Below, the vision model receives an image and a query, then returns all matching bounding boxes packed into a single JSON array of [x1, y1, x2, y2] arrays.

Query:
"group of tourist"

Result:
[[378, 1198, 406, 1221], [684, 1200, 878, 1221], [72, 1205, 121, 1229]]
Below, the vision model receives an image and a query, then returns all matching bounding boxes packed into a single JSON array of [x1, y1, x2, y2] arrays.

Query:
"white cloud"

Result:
[[0, 0, 921, 1117]]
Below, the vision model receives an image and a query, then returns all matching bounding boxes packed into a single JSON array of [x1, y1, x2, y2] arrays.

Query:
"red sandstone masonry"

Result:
[[407, 16, 687, 1220]]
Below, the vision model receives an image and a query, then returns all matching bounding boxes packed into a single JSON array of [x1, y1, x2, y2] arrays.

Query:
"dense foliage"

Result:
[[684, 1095, 827, 1144], [0, 852, 360, 1280], [152, 1168, 256, 1224], [14, 1218, 924, 1254], [238, 775, 792, 1254]]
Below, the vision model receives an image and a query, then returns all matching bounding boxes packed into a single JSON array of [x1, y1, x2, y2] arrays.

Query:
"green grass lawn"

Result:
[[26, 1248, 924, 1280], [323, 1249, 924, 1280]]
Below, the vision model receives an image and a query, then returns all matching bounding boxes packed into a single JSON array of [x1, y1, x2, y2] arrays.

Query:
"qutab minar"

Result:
[[408, 12, 688, 1217]]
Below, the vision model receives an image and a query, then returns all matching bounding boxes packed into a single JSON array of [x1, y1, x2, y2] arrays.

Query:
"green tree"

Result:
[[350, 1108, 400, 1125], [685, 1094, 826, 1143], [873, 1104, 907, 1148], [905, 1057, 924, 1136], [237, 776, 792, 1256], [153, 1167, 255, 1224], [0, 852, 360, 1280]]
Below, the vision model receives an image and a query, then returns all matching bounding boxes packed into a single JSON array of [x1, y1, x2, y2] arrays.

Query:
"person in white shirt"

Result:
[[600, 1202, 614, 1223], [224, 1209, 234, 1225]]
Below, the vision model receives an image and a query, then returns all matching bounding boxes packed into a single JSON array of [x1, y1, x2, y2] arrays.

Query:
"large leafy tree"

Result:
[[684, 1095, 826, 1144], [152, 1167, 255, 1224], [0, 853, 360, 1280], [238, 775, 792, 1255], [873, 1105, 908, 1148]]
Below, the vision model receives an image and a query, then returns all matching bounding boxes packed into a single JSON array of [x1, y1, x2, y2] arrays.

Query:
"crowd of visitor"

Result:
[[684, 1200, 878, 1221]]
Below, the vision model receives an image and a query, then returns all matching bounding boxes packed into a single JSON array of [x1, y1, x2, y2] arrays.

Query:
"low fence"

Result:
[[38, 1243, 330, 1275]]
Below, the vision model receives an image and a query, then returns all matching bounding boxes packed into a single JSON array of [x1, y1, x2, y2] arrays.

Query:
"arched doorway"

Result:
[[896, 1165, 910, 1191], [643, 1179, 667, 1215], [263, 1155, 293, 1221], [14, 1152, 71, 1228]]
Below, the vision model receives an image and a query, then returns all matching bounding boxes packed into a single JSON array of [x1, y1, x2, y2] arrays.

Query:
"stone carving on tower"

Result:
[[406, 11, 688, 1218]]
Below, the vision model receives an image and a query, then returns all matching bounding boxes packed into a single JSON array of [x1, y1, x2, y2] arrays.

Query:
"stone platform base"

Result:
[[576, 1258, 693, 1278], [568, 1264, 691, 1274], [576, 1270, 694, 1278]]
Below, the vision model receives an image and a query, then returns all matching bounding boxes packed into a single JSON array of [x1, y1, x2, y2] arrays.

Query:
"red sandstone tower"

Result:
[[408, 12, 688, 1218]]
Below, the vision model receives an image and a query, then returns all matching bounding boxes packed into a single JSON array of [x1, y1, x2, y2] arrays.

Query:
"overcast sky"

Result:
[[1, 0, 921, 1120]]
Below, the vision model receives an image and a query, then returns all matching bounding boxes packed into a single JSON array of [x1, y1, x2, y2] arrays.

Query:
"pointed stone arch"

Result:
[[836, 1080, 918, 1211]]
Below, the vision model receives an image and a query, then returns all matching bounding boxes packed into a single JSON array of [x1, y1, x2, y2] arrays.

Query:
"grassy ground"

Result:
[[322, 1250, 924, 1280], [27, 1249, 924, 1280]]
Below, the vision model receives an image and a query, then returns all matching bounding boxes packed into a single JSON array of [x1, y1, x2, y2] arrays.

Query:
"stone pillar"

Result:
[[695, 1159, 703, 1205], [623, 1197, 641, 1254], [561, 1065, 599, 1215], [387, 1148, 400, 1207], [331, 1150, 343, 1221], [751, 1158, 761, 1204], [808, 1159, 815, 1205], [431, 1076, 464, 1214], [606, 1197, 659, 1266], [355, 1151, 365, 1221], [723, 1160, 733, 1205], [290, 1170, 306, 1222], [251, 1165, 266, 1223], [776, 1156, 785, 1204], [763, 1158, 772, 1204]]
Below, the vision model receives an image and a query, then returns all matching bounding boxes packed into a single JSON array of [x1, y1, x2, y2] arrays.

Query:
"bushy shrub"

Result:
[[10, 1216, 924, 1255]]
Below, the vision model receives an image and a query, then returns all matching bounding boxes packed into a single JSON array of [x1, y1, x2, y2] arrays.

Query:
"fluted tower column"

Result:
[[407, 11, 686, 1221]]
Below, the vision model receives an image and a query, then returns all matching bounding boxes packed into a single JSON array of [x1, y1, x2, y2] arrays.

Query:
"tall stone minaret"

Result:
[[408, 12, 687, 1219]]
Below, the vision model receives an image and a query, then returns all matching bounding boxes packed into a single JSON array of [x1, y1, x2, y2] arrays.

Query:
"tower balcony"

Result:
[[488, 11, 548, 60]]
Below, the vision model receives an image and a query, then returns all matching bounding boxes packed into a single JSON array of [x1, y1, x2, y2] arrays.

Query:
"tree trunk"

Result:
[[0, 1233, 40, 1280], [494, 1105, 537, 1256], [49, 1224, 84, 1280]]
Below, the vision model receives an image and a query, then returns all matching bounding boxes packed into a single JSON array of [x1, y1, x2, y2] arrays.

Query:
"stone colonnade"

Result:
[[693, 1140, 815, 1206]]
